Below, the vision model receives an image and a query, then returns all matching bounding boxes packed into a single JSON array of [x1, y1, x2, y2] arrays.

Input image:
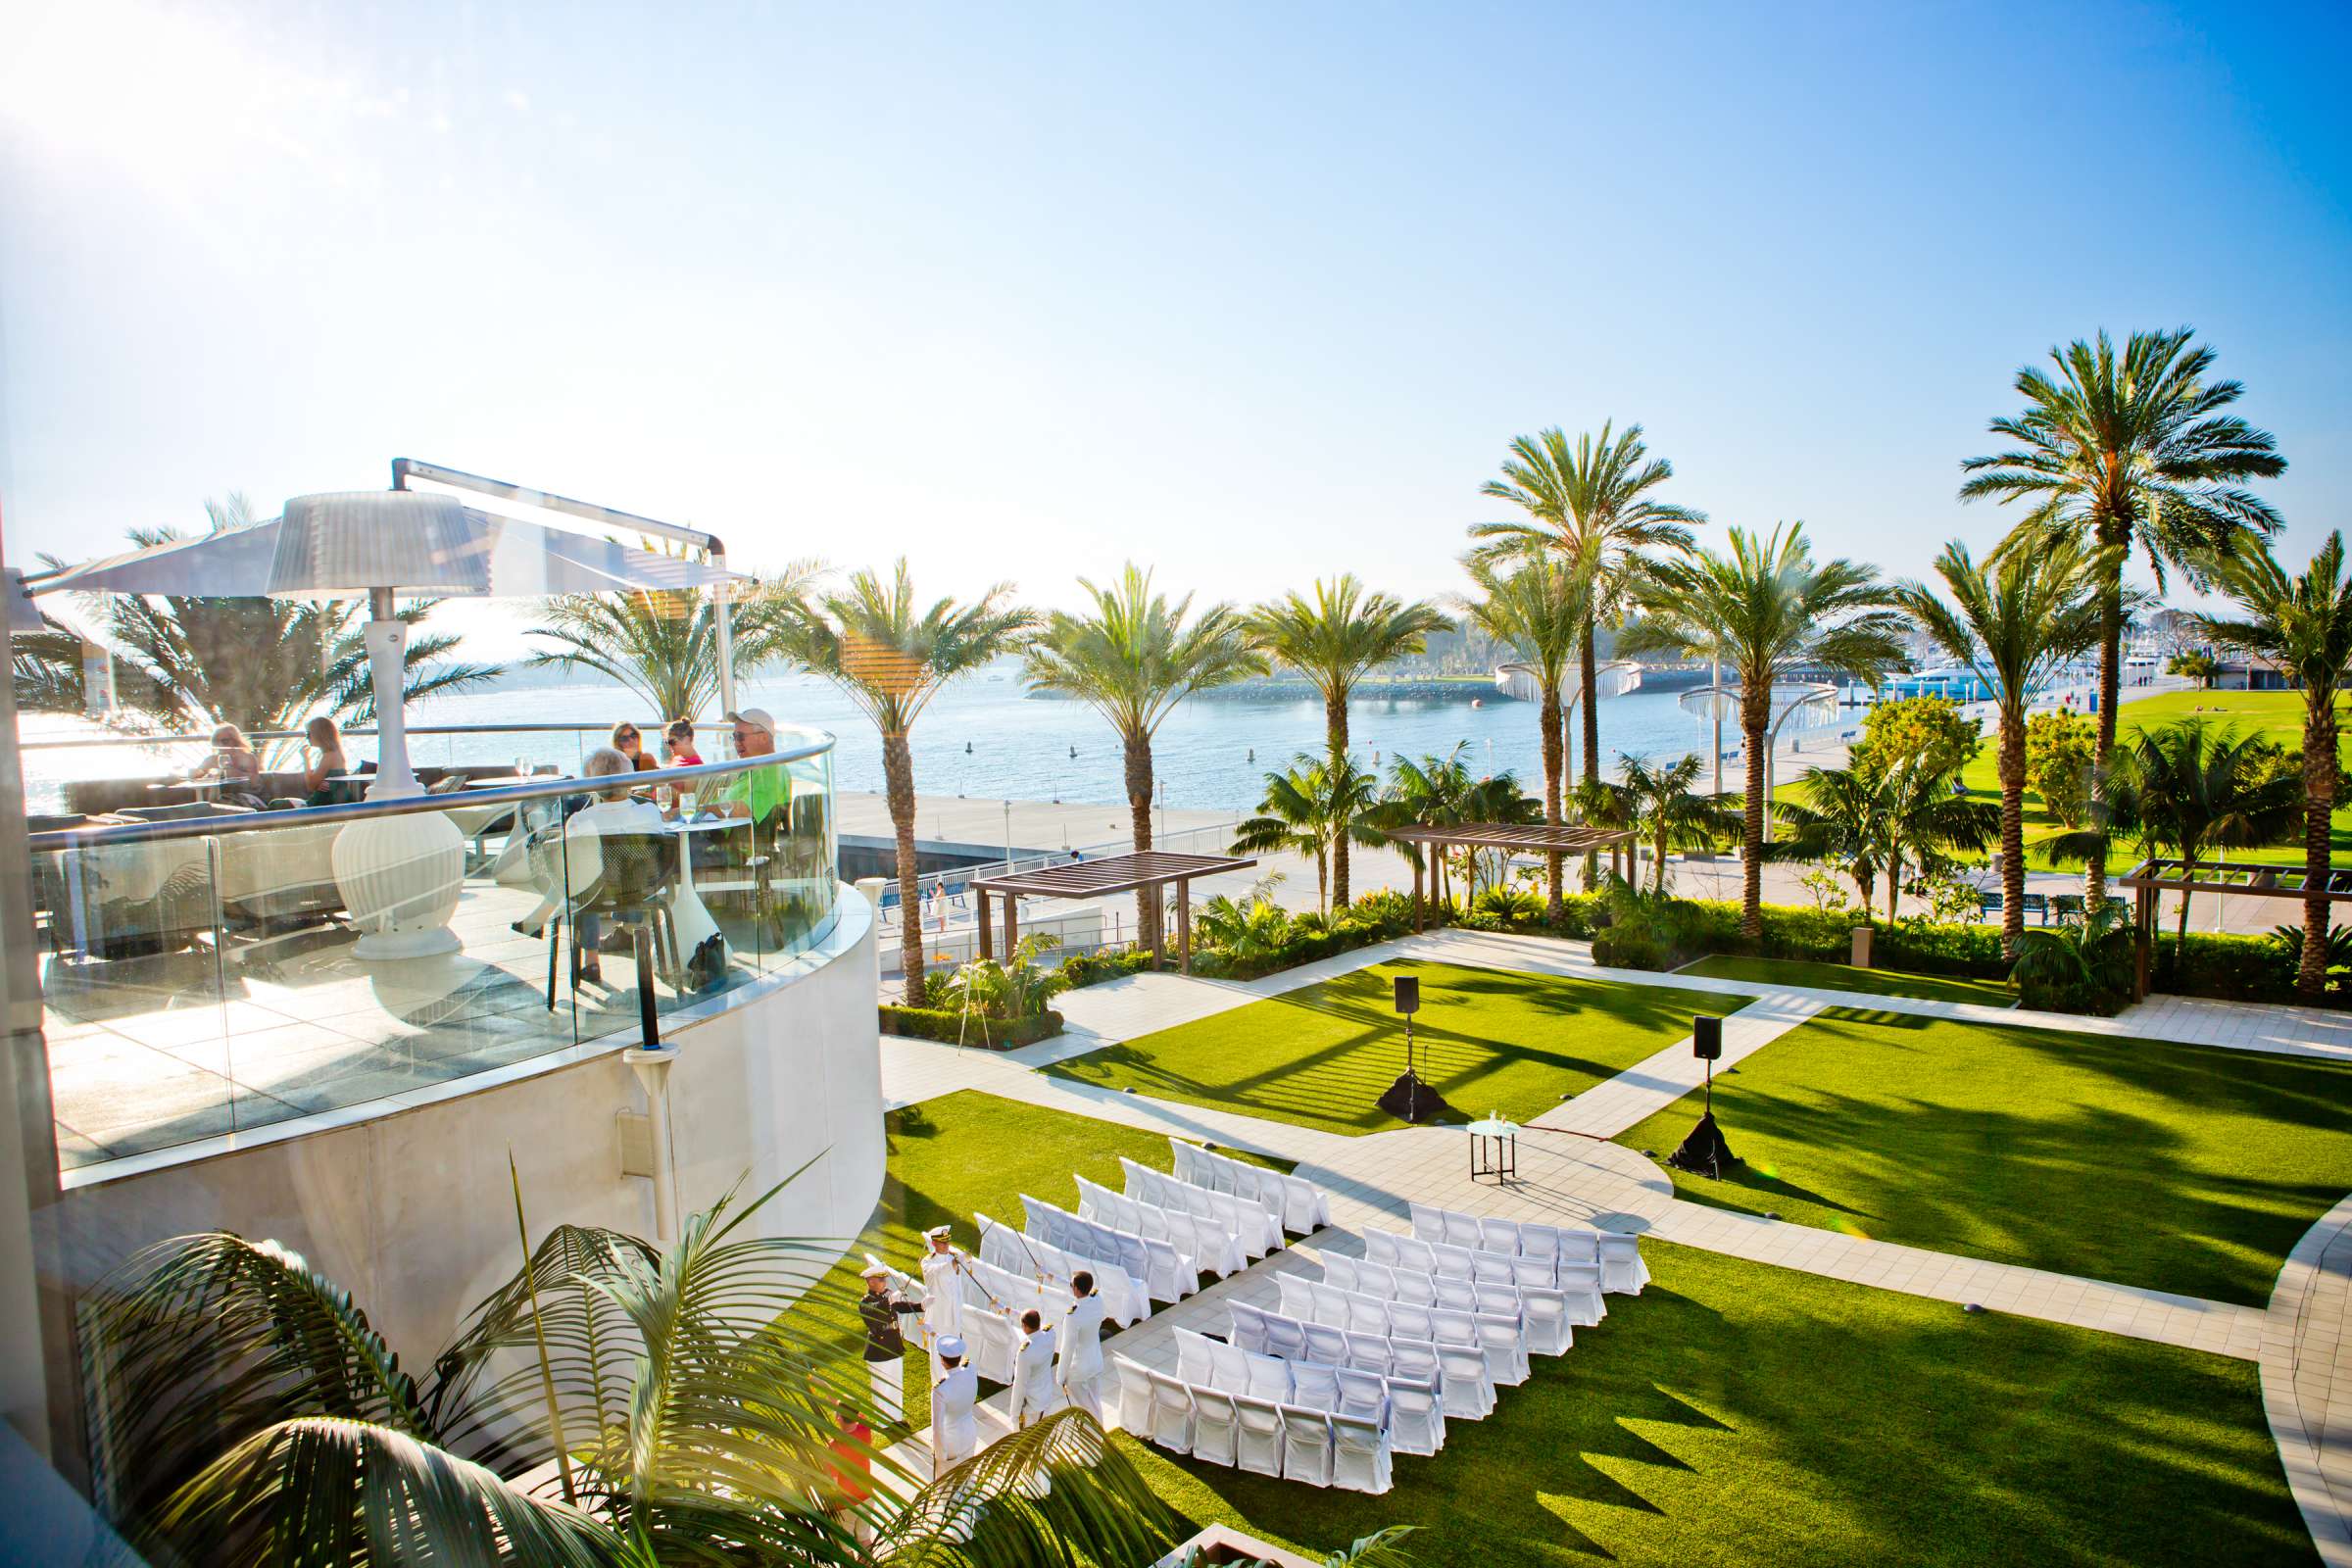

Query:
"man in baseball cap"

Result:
[[718, 708, 790, 822]]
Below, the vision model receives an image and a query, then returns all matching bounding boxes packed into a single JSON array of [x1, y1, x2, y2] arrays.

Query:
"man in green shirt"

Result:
[[719, 708, 791, 823]]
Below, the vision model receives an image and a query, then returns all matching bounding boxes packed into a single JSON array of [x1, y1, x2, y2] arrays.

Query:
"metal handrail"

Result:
[[19, 717, 748, 752], [26, 730, 836, 852]]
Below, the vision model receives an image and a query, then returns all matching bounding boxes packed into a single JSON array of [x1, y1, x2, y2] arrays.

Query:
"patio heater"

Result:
[[1666, 1014, 1739, 1177]]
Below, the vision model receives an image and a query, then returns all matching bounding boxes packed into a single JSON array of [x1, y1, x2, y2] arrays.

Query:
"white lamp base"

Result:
[[333, 811, 466, 959]]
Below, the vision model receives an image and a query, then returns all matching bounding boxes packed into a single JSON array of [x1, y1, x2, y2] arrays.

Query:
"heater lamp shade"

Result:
[[1395, 975, 1420, 1015]]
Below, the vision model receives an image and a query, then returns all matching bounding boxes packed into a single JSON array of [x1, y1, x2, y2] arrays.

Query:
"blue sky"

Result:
[[2, 0, 2345, 659]]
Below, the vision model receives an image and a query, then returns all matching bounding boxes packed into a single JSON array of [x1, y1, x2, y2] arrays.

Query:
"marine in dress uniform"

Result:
[[857, 1260, 923, 1425]]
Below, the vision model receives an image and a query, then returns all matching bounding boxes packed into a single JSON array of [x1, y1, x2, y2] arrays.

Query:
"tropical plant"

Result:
[[62, 497, 499, 741], [524, 556, 818, 719], [1773, 756, 1997, 923], [1232, 752, 1389, 915], [1961, 326, 2287, 908], [1620, 523, 1906, 935], [1895, 538, 2110, 955], [1586, 752, 1740, 895], [1192, 893, 1296, 958], [2024, 709, 2099, 827], [775, 561, 1039, 1004], [2165, 649, 2221, 688], [2194, 533, 2352, 996], [2011, 895, 2137, 1012], [1247, 576, 1446, 906], [1848, 695, 1984, 780], [2047, 720, 2300, 958], [942, 933, 1070, 1039], [1472, 422, 1705, 880], [78, 1168, 1182, 1567], [1462, 551, 1594, 916], [1172, 1526, 1419, 1568], [2270, 922, 2352, 994], [1026, 564, 1265, 950]]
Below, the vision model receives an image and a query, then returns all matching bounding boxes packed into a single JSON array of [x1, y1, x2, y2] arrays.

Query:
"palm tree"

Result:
[[1895, 539, 2110, 956], [2012, 896, 2137, 1011], [1594, 752, 1740, 895], [1764, 760, 1892, 913], [1381, 746, 1478, 912], [1247, 577, 1446, 908], [1960, 327, 2286, 908], [2195, 532, 2352, 996], [1461, 552, 1593, 917], [776, 561, 1038, 1004], [1774, 756, 1997, 924], [2049, 720, 2300, 959], [526, 558, 818, 719], [1025, 564, 1265, 950], [1472, 422, 1706, 876], [1620, 523, 1906, 936], [1232, 752, 1388, 915], [80, 1173, 1181, 1567]]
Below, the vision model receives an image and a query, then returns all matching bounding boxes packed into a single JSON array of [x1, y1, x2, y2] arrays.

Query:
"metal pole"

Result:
[[711, 548, 737, 721], [1710, 657, 1722, 800], [1004, 801, 1012, 874]]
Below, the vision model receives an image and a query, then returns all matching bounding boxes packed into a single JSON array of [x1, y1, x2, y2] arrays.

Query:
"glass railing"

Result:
[[26, 727, 838, 1176]]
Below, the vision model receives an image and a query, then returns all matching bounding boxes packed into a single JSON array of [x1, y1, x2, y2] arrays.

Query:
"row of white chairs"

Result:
[[1357, 1231, 1606, 1330], [1408, 1201, 1649, 1295], [1322, 1251, 1579, 1356], [1169, 1326, 1444, 1456], [1121, 1155, 1283, 1258], [1021, 1194, 1197, 1302], [1171, 1139, 1331, 1235], [1277, 1273, 1530, 1389], [1229, 1298, 1494, 1421], [975, 1212, 1150, 1327], [1112, 1356, 1391, 1493], [1076, 1175, 1246, 1279]]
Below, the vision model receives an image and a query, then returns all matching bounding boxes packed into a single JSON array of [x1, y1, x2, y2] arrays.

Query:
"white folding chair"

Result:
[[1510, 1252, 1558, 1291], [1470, 1250, 1516, 1287], [1190, 1388, 1239, 1467], [1410, 1202, 1446, 1244], [1386, 1378, 1445, 1456], [1479, 1217, 1521, 1257], [1520, 1288, 1572, 1356], [1344, 1331, 1393, 1377], [1441, 1211, 1481, 1252], [1433, 1275, 1479, 1313], [1345, 1292, 1391, 1338], [1393, 1267, 1439, 1308], [1227, 1300, 1268, 1351], [1290, 1360, 1342, 1415], [1245, 1349, 1292, 1405], [1302, 1321, 1350, 1368], [1279, 1404, 1334, 1486], [1389, 1300, 1435, 1343], [1388, 1338, 1438, 1389], [1176, 1327, 1215, 1387], [1472, 1281, 1521, 1320], [1365, 1230, 1404, 1270], [1599, 1233, 1649, 1295], [1234, 1396, 1285, 1478], [1208, 1337, 1250, 1393], [1430, 1241, 1475, 1281], [1322, 1253, 1362, 1295], [1282, 1174, 1329, 1233], [1333, 1366, 1388, 1425], [1265, 1313, 1309, 1362], [1114, 1357, 1154, 1434], [1330, 1410, 1393, 1494], [1147, 1369, 1196, 1453], [1555, 1262, 1606, 1325], [1475, 1313, 1531, 1387], [1429, 1306, 1478, 1349], [1357, 1257, 1397, 1298], [1436, 1343, 1495, 1419]]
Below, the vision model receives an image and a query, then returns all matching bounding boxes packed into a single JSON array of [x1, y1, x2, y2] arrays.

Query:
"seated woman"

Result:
[[301, 716, 356, 806], [611, 721, 660, 772], [661, 718, 703, 767], [563, 746, 673, 987], [194, 723, 268, 808]]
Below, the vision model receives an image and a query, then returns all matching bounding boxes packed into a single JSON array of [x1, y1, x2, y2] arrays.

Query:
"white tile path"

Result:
[[879, 926, 2352, 1555]]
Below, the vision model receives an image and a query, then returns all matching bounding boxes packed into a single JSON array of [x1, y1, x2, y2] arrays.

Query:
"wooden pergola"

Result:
[[1383, 821, 1642, 930], [2117, 857, 2352, 999], [967, 850, 1257, 974]]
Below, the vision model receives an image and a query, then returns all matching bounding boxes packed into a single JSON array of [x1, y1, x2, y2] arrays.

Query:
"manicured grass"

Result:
[[785, 1090, 1290, 1435], [1678, 954, 2016, 1006], [1044, 960, 1748, 1136], [1615, 1007, 2352, 1305], [1127, 1242, 2311, 1566]]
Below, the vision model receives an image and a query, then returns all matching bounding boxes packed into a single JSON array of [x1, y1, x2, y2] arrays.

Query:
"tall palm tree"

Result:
[[79, 1174, 1184, 1567], [1592, 752, 1741, 895], [776, 561, 1038, 1003], [1960, 327, 2286, 908], [1620, 523, 1906, 936], [1471, 422, 1706, 876], [1024, 564, 1265, 950], [1247, 576, 1446, 908], [2050, 720, 2300, 959], [1895, 539, 2111, 955], [1381, 745, 1478, 911], [1232, 752, 1388, 915], [526, 558, 818, 719], [2195, 532, 2352, 996], [1461, 551, 1593, 917]]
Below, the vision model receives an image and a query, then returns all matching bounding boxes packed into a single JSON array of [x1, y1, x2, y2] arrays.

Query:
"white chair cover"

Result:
[[1410, 1202, 1446, 1244], [1227, 1299, 1268, 1352], [1281, 1173, 1333, 1234], [1290, 1361, 1341, 1414], [1436, 1343, 1496, 1419], [1330, 1410, 1393, 1494], [1279, 1405, 1334, 1486], [1388, 1300, 1435, 1343], [1114, 1356, 1153, 1433], [1441, 1211, 1481, 1251], [1276, 1272, 1319, 1323], [1556, 1262, 1607, 1325], [1509, 1252, 1557, 1291], [1122, 1157, 1282, 1258], [1479, 1216, 1521, 1257], [1147, 1369, 1196, 1453], [1475, 1313, 1531, 1387], [1365, 1230, 1403, 1269], [1234, 1396, 1285, 1478], [1022, 1194, 1198, 1304], [1169, 1139, 1300, 1232], [1470, 1250, 1517, 1287], [1429, 1240, 1476, 1281], [1302, 1321, 1350, 1368], [1079, 1176, 1242, 1280], [1265, 1314, 1309, 1361], [1521, 1288, 1572, 1356], [1387, 1378, 1445, 1457], [1433, 1275, 1479, 1313], [1344, 1331, 1393, 1377], [1245, 1348, 1292, 1405], [977, 1212, 1149, 1327], [1519, 1221, 1562, 1265], [1209, 1337, 1250, 1393], [1429, 1305, 1479, 1348], [1472, 1280, 1522, 1321], [1175, 1326, 1216, 1386], [1191, 1388, 1240, 1467], [1394, 1267, 1439, 1307], [1332, 1367, 1388, 1425], [956, 1306, 1020, 1385], [1321, 1253, 1363, 1296]]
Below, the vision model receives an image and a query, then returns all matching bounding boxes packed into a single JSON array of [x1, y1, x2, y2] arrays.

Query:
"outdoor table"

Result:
[[666, 812, 750, 962], [149, 778, 226, 797], [1466, 1115, 1519, 1184]]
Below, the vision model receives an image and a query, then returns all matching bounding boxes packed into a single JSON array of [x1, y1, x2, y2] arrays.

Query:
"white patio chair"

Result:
[[1264, 1313, 1309, 1362], [1190, 1388, 1240, 1467], [1388, 1300, 1435, 1343], [1409, 1202, 1446, 1244], [1441, 1211, 1481, 1252], [1436, 1343, 1495, 1419], [1386, 1377, 1445, 1456], [1234, 1396, 1285, 1478], [1208, 1337, 1250, 1393], [1176, 1327, 1215, 1387], [1279, 1405, 1335, 1486], [1302, 1321, 1350, 1368], [1479, 1216, 1521, 1257], [1245, 1348, 1292, 1405], [1290, 1360, 1342, 1414], [1510, 1252, 1558, 1290], [1333, 1366, 1389, 1426], [1520, 1288, 1572, 1356], [1330, 1410, 1393, 1494], [1344, 1331, 1393, 1377], [1147, 1369, 1196, 1453], [1114, 1357, 1153, 1434], [1433, 1275, 1480, 1313], [1475, 1313, 1530, 1387]]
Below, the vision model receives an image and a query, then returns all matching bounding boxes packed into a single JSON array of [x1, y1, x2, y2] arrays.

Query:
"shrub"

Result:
[[879, 1004, 1065, 1049], [1057, 946, 1156, 989]]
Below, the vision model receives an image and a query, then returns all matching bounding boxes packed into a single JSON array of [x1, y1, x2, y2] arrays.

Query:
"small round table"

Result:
[[1466, 1115, 1520, 1184], [666, 812, 751, 962]]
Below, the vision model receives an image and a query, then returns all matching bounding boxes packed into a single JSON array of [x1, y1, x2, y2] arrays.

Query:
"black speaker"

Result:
[[1395, 975, 1420, 1015], [1692, 1015, 1722, 1060]]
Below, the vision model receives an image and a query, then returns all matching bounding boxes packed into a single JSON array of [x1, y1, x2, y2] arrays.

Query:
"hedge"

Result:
[[878, 1004, 1065, 1049]]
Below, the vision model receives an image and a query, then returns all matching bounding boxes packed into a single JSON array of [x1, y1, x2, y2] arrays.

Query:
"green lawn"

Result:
[[1677, 954, 2016, 1006], [1044, 960, 1747, 1136], [1128, 1242, 2310, 1566], [1615, 1007, 2352, 1305], [783, 1090, 1291, 1436]]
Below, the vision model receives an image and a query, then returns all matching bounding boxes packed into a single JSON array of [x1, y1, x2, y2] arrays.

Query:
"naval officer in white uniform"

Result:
[[930, 1336, 980, 1480], [918, 1225, 966, 1362], [1055, 1271, 1106, 1423], [1009, 1307, 1063, 1428]]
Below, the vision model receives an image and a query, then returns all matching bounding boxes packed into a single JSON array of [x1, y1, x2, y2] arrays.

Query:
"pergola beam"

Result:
[[1385, 821, 1641, 928], [966, 851, 1256, 975]]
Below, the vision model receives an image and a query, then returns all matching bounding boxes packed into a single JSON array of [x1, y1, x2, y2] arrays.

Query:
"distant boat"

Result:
[[1470, 698, 1484, 709]]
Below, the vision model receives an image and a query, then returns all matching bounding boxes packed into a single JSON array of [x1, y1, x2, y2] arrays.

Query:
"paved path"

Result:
[[2268, 1197, 2352, 1567]]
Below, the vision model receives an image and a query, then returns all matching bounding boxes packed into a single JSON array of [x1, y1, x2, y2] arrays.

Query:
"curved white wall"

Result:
[[60, 887, 882, 1361]]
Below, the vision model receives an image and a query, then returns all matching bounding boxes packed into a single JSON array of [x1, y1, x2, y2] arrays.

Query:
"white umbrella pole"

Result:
[[363, 587, 422, 800]]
